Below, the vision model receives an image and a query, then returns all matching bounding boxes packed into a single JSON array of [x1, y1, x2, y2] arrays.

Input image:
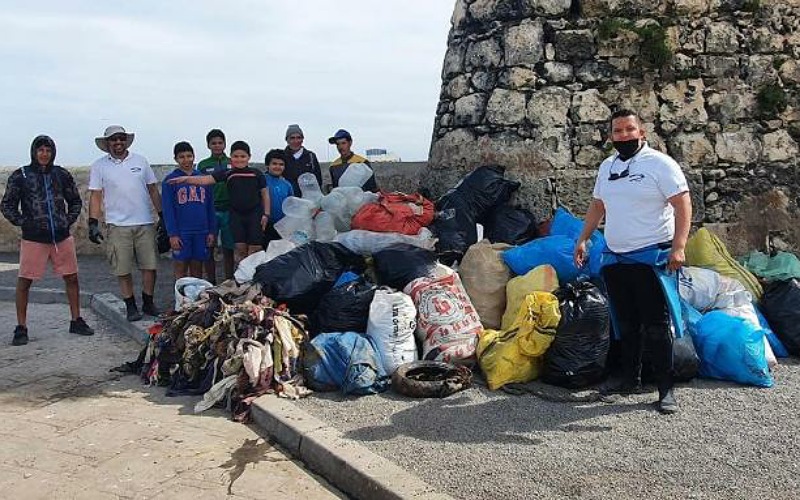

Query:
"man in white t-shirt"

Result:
[[574, 109, 692, 415], [87, 125, 163, 321]]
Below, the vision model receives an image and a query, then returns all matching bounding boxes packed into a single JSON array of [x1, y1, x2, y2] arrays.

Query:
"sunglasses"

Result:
[[608, 167, 630, 181], [107, 135, 128, 142]]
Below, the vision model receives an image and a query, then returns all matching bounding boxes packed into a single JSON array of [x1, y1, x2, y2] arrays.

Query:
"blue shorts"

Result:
[[172, 233, 210, 262]]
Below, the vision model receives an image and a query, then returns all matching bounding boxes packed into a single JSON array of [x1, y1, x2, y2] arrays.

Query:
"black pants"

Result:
[[603, 263, 673, 393]]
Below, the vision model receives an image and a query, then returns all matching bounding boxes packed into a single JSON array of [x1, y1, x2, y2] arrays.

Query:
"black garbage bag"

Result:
[[433, 165, 520, 262], [310, 277, 377, 336], [373, 244, 438, 290], [642, 333, 700, 383], [542, 281, 610, 389], [761, 278, 800, 355], [483, 205, 538, 246], [254, 242, 365, 314]]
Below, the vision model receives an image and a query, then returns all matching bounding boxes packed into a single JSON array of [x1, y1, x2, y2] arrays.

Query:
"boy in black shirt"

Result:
[[167, 141, 269, 263]]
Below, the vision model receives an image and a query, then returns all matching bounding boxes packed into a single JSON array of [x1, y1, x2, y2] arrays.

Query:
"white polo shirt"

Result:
[[593, 144, 689, 253], [88, 152, 158, 226]]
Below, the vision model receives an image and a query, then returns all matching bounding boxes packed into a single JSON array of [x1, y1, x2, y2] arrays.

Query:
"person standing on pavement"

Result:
[[161, 142, 216, 280], [573, 108, 692, 415], [197, 129, 234, 284], [282, 124, 322, 197], [87, 125, 162, 322], [0, 135, 95, 345], [327, 129, 378, 192]]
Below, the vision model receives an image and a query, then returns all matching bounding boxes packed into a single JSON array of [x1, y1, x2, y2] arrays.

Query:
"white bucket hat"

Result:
[[95, 125, 134, 153]]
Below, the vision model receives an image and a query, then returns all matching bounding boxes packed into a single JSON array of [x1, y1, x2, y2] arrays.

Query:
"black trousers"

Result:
[[603, 263, 674, 392]]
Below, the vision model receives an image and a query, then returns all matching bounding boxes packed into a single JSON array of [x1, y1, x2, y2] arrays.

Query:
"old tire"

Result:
[[391, 360, 472, 398]]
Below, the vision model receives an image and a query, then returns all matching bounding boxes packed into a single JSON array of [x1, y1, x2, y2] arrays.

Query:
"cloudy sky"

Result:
[[0, 1, 454, 166]]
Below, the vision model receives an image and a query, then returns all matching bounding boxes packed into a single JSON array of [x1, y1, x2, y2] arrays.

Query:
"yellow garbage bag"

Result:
[[685, 228, 763, 300], [477, 292, 561, 390], [459, 240, 512, 330], [501, 264, 559, 330]]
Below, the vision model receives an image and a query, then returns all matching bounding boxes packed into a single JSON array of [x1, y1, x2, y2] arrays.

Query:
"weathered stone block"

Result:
[[442, 44, 466, 79], [698, 55, 740, 78], [706, 22, 739, 54], [502, 67, 537, 89], [751, 27, 785, 54], [554, 30, 596, 62], [505, 19, 545, 66], [446, 75, 471, 99], [715, 129, 762, 163], [597, 29, 639, 58], [452, 0, 469, 30], [571, 89, 611, 123], [744, 55, 778, 86], [542, 62, 574, 83], [486, 89, 527, 125], [528, 86, 571, 127], [659, 79, 708, 127], [603, 83, 659, 122], [576, 61, 615, 84], [706, 89, 757, 124], [466, 38, 504, 71], [471, 71, 497, 92], [779, 60, 800, 85], [575, 146, 607, 168], [673, 0, 711, 15], [454, 93, 488, 126], [533, 127, 573, 170], [528, 0, 572, 16], [669, 132, 717, 167], [762, 130, 799, 162]]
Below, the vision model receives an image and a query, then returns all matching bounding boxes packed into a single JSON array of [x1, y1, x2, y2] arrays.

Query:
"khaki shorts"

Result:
[[106, 224, 158, 276]]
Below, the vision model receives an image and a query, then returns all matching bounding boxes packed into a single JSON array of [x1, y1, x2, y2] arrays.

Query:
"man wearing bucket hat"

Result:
[[327, 128, 378, 192], [88, 125, 163, 321]]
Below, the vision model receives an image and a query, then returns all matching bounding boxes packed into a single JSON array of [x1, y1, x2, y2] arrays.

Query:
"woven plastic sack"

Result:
[[741, 251, 800, 283], [459, 241, 512, 330], [351, 192, 435, 236], [477, 292, 560, 390], [685, 228, 763, 300], [501, 265, 559, 331], [365, 290, 418, 375]]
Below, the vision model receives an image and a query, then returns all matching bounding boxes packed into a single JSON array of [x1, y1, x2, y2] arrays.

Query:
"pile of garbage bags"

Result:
[[118, 165, 800, 414]]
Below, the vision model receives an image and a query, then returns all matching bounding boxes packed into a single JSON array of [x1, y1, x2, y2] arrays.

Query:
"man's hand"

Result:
[[261, 214, 269, 232], [88, 218, 104, 244], [169, 236, 182, 252], [206, 233, 216, 248], [573, 240, 588, 269], [667, 247, 686, 272]]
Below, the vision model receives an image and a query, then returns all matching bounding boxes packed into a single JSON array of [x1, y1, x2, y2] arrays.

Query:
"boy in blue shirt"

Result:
[[263, 149, 294, 245], [161, 142, 216, 279]]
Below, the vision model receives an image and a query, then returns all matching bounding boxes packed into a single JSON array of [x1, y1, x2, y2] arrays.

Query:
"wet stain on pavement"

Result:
[[219, 438, 286, 494]]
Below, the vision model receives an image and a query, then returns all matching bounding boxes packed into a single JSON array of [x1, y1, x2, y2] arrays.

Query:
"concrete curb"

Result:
[[0, 285, 93, 308], [89, 292, 450, 500]]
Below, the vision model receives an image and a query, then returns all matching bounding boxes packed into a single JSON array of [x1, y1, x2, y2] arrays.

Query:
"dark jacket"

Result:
[[1, 136, 82, 244], [283, 147, 322, 196]]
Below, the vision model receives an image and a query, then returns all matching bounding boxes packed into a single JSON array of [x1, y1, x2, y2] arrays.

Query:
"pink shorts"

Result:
[[19, 236, 79, 280]]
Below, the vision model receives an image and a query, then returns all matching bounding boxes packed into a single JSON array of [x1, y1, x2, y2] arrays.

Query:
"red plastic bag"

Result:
[[351, 192, 435, 235]]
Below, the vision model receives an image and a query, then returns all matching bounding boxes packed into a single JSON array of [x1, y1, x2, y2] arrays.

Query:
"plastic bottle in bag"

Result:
[[274, 214, 314, 244], [338, 163, 374, 188], [282, 196, 317, 218], [298, 172, 323, 205], [314, 211, 337, 242]]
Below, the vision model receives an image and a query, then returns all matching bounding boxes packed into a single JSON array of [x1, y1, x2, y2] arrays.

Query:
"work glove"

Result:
[[88, 218, 104, 244]]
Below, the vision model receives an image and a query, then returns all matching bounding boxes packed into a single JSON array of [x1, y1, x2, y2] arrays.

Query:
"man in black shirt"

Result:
[[283, 124, 322, 196]]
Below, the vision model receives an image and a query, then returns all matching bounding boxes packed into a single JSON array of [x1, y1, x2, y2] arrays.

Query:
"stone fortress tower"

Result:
[[423, 0, 800, 252]]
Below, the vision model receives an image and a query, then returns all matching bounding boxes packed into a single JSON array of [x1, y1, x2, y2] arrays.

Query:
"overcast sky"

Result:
[[0, 1, 453, 166]]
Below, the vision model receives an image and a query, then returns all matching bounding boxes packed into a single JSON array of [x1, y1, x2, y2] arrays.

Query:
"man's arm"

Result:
[[0, 171, 24, 226], [573, 198, 606, 268], [166, 174, 215, 186], [88, 189, 103, 220], [61, 170, 83, 226], [667, 191, 692, 271], [147, 183, 162, 213]]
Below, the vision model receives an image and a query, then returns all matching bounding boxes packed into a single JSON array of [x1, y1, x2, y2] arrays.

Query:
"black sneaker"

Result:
[[599, 377, 644, 396], [126, 302, 143, 322], [141, 301, 160, 317], [657, 389, 679, 415], [69, 317, 95, 336], [12, 325, 28, 346]]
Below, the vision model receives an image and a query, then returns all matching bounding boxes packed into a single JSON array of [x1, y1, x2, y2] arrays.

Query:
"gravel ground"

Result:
[[297, 362, 800, 499]]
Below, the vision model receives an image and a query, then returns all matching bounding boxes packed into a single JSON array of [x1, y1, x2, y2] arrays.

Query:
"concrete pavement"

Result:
[[0, 301, 342, 500]]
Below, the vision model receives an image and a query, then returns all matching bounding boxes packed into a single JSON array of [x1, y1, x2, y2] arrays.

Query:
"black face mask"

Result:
[[613, 139, 642, 160]]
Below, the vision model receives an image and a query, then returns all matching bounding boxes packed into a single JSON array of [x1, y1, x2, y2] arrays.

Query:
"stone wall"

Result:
[[0, 161, 425, 255], [425, 0, 800, 251]]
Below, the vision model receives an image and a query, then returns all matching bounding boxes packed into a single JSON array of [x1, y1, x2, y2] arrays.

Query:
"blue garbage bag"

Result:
[[503, 235, 581, 282], [755, 306, 789, 358], [549, 207, 607, 278], [693, 310, 773, 388], [303, 332, 390, 396]]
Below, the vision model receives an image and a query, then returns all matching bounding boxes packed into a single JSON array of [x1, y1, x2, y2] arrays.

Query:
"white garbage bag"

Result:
[[174, 277, 214, 311], [334, 228, 436, 255], [365, 290, 418, 375]]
